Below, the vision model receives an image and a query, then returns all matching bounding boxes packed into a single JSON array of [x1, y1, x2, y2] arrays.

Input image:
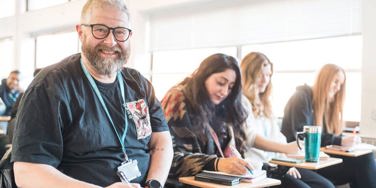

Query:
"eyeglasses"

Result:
[[81, 24, 132, 42]]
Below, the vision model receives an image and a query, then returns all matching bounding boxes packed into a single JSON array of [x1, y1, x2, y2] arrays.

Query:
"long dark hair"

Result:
[[181, 53, 248, 155]]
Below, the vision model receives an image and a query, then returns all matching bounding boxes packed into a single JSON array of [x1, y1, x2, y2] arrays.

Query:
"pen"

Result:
[[246, 166, 253, 175], [230, 145, 254, 175]]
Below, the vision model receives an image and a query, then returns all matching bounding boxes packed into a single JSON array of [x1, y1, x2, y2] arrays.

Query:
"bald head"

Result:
[[80, 0, 130, 23]]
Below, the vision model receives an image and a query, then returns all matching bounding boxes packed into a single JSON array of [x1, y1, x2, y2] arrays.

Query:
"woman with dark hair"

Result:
[[161, 53, 252, 187], [241, 52, 334, 188], [281, 64, 376, 187]]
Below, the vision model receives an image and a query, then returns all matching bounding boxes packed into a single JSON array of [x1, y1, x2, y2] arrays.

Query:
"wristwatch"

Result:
[[145, 179, 162, 188]]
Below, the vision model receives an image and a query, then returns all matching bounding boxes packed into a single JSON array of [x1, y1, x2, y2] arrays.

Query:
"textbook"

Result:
[[199, 169, 267, 183]]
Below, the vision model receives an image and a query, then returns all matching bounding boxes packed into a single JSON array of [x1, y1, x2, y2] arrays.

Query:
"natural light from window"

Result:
[[0, 38, 14, 79], [36, 32, 79, 68], [27, 0, 68, 11], [241, 35, 362, 121], [152, 47, 237, 100], [0, 0, 15, 18]]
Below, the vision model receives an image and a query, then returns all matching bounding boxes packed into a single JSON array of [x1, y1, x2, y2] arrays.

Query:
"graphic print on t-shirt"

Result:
[[125, 99, 152, 139]]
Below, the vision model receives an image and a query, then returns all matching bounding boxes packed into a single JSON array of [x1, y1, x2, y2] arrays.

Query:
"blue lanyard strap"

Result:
[[80, 59, 129, 159]]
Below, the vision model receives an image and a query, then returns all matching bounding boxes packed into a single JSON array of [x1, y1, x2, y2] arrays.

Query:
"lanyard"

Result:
[[80, 59, 129, 160]]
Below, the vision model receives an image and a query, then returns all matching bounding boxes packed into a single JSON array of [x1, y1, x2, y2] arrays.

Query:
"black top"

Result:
[[281, 84, 342, 146], [11, 53, 169, 187]]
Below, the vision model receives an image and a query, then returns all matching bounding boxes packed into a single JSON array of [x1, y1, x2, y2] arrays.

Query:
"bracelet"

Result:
[[215, 158, 220, 171]]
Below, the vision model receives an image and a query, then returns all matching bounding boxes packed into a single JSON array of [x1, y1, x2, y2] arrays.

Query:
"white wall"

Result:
[[361, 0, 376, 138], [148, 0, 360, 51]]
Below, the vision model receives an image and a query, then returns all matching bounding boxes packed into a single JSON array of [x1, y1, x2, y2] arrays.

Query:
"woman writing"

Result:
[[281, 64, 376, 187], [161, 53, 253, 187]]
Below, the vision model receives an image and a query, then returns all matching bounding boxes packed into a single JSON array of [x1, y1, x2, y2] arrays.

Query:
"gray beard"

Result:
[[90, 55, 124, 76], [83, 44, 129, 76]]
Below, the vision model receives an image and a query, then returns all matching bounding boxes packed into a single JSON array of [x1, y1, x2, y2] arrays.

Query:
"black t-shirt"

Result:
[[11, 54, 169, 186]]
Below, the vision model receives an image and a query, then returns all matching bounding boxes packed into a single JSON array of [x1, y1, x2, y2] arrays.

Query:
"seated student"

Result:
[[0, 70, 22, 116], [281, 64, 376, 187], [7, 68, 42, 143], [241, 52, 334, 188], [161, 53, 253, 187], [10, 68, 42, 119]]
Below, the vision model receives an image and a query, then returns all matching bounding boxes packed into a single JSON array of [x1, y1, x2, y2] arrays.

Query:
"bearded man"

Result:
[[11, 1, 173, 188]]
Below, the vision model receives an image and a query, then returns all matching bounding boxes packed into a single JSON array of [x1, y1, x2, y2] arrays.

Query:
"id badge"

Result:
[[117, 159, 141, 183]]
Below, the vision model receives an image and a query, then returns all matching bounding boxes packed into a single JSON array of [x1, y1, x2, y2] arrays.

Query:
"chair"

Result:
[[0, 145, 16, 188]]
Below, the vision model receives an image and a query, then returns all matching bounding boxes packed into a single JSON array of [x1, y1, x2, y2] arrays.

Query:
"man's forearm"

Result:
[[147, 131, 173, 185], [13, 162, 100, 188]]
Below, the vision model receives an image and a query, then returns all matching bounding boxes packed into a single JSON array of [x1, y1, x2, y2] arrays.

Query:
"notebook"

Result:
[[195, 171, 240, 186], [200, 170, 267, 183], [325, 143, 376, 152]]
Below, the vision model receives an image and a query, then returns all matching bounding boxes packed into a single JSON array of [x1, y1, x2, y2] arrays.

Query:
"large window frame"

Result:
[[151, 35, 362, 121]]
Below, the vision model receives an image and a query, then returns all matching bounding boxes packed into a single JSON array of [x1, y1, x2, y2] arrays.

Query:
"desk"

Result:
[[179, 176, 281, 188], [0, 116, 10, 122], [269, 157, 342, 170], [321, 147, 373, 157], [0, 116, 10, 134]]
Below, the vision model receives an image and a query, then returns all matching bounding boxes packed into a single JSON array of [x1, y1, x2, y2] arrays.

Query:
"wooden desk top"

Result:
[[179, 177, 281, 188], [269, 157, 342, 170], [0, 116, 11, 122], [321, 147, 373, 157]]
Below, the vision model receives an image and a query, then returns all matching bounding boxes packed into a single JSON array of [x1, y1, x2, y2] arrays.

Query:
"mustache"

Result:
[[96, 45, 122, 54]]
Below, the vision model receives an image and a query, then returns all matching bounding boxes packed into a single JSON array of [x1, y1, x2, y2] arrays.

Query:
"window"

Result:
[[241, 35, 362, 121], [27, 0, 68, 11], [19, 38, 36, 89], [0, 38, 14, 78], [0, 0, 15, 18], [151, 47, 237, 100], [35, 31, 79, 68]]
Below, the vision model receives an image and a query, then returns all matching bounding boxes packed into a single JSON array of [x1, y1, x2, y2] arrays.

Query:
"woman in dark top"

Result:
[[281, 64, 376, 188], [161, 53, 252, 187]]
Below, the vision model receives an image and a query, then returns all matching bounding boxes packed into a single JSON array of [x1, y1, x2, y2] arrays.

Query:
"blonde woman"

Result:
[[241, 52, 334, 188], [281, 64, 376, 187]]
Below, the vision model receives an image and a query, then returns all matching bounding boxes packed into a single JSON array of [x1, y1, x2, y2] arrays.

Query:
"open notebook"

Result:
[[325, 143, 376, 152]]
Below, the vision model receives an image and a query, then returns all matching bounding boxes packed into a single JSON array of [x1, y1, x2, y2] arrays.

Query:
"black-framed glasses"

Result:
[[81, 24, 132, 42]]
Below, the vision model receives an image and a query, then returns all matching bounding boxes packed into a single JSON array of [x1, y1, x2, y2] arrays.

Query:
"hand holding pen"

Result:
[[216, 157, 254, 175]]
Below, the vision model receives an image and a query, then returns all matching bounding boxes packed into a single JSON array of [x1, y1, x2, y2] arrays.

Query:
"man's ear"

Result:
[[76, 24, 83, 40]]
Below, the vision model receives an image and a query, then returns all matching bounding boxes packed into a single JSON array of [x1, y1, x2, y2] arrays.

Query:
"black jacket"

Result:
[[281, 84, 342, 146]]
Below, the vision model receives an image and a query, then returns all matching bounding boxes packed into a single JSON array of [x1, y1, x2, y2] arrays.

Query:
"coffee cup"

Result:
[[296, 126, 322, 162]]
